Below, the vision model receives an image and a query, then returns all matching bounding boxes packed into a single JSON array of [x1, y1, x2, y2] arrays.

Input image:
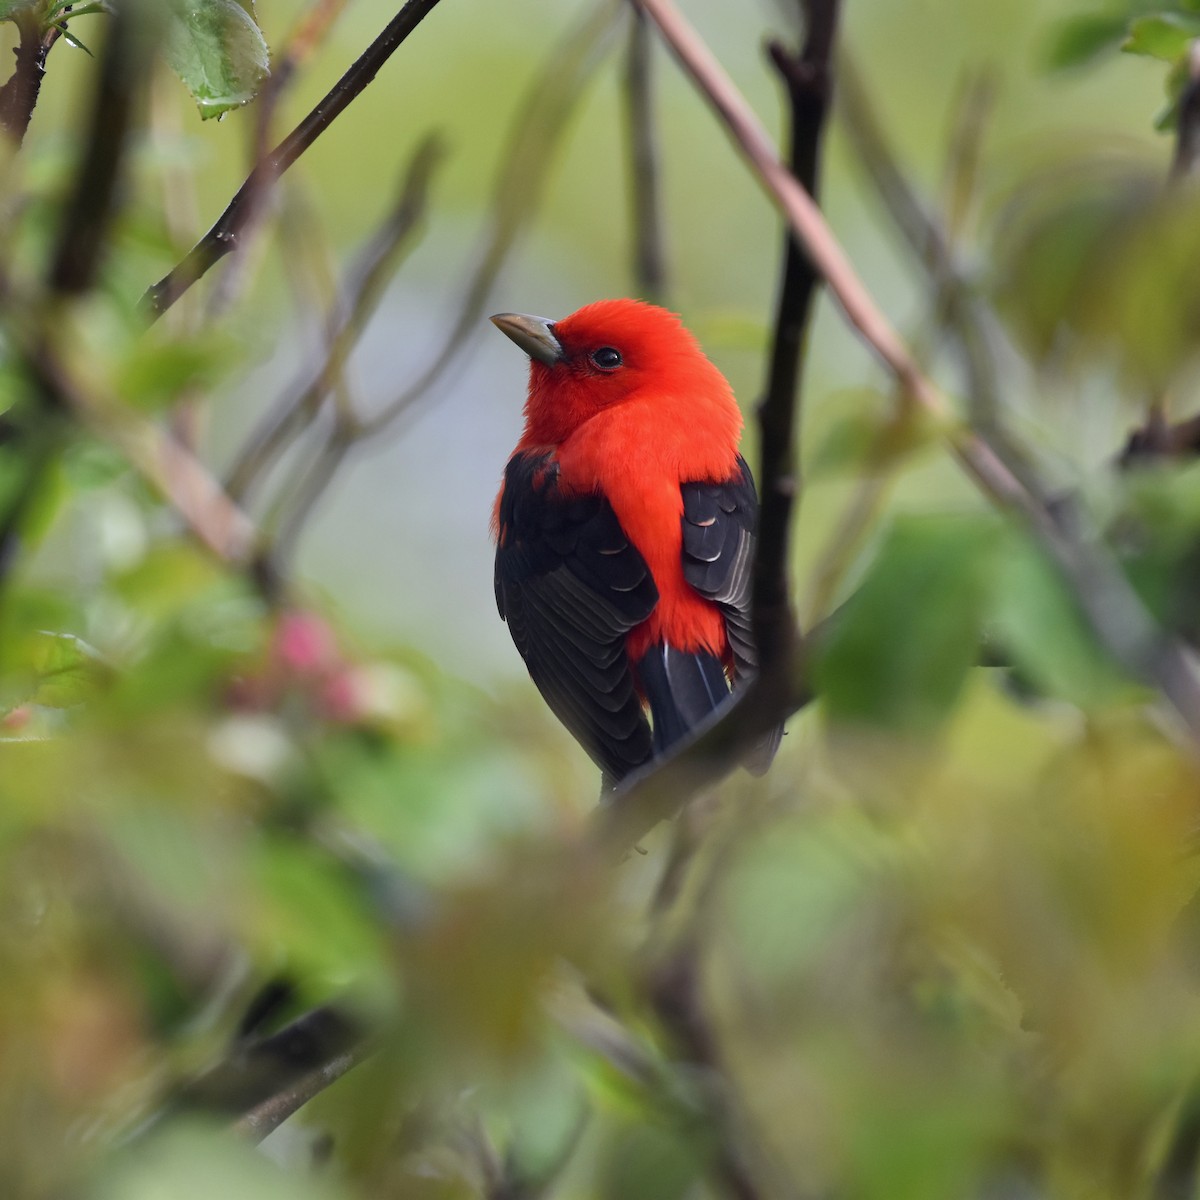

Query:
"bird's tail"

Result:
[[636, 642, 783, 774], [636, 643, 734, 760]]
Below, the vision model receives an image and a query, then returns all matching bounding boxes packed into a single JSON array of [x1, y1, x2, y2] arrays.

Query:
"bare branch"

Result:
[[753, 0, 841, 686], [224, 135, 446, 505], [141, 0, 447, 319], [836, 59, 1016, 436], [205, 0, 353, 320], [50, 4, 152, 294], [0, 9, 60, 144], [1173, 41, 1200, 183], [171, 1005, 367, 1131], [632, 0, 1040, 516], [5, 318, 260, 566], [254, 431, 351, 589], [355, 0, 625, 440], [233, 1043, 368, 1143], [625, 9, 669, 302], [607, 0, 1200, 832]]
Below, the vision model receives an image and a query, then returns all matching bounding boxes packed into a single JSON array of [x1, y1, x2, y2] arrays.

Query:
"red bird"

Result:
[[491, 299, 779, 788]]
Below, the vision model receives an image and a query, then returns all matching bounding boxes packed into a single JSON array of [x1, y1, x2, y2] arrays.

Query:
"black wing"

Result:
[[681, 454, 759, 682], [495, 452, 657, 782], [680, 454, 781, 771]]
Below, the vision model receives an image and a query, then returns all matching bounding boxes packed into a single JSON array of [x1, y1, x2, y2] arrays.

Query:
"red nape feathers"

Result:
[[491, 299, 780, 788]]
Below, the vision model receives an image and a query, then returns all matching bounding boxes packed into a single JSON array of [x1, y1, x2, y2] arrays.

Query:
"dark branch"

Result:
[[593, 1, 842, 854], [1173, 41, 1200, 183], [171, 1004, 367, 1127], [1120, 410, 1200, 466], [591, 643, 818, 857], [49, 5, 149, 294], [141, 0, 446, 320], [233, 1043, 368, 1144], [0, 12, 59, 145], [253, 430, 351, 591], [204, 0, 353, 319], [625, 8, 668, 302], [754, 0, 842, 678], [649, 945, 768, 1200]]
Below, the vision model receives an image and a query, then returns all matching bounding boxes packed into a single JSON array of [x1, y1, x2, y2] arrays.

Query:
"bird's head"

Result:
[[491, 298, 735, 446]]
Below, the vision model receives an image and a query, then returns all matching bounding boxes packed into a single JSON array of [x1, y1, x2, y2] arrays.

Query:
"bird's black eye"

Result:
[[590, 346, 622, 371]]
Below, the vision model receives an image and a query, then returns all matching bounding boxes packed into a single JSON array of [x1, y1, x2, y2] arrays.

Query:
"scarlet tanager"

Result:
[[491, 299, 780, 788]]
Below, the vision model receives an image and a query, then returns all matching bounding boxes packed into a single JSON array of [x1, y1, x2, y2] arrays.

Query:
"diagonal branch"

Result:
[[355, 0, 625, 439], [168, 1004, 367, 1134], [631, 0, 1034, 516], [204, 0, 354, 320], [34, 343, 259, 566], [141, 0, 446, 319], [602, 0, 1200, 845], [224, 135, 445, 505]]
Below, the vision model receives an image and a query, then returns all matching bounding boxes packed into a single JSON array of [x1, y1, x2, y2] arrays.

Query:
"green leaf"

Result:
[[812, 515, 998, 733], [163, 0, 270, 120], [45, 0, 108, 27], [806, 388, 940, 479], [27, 628, 112, 710], [989, 530, 1131, 709], [57, 29, 93, 55], [1122, 13, 1200, 61], [0, 0, 38, 24], [94, 1122, 349, 1200], [115, 327, 235, 411], [1044, 13, 1131, 70]]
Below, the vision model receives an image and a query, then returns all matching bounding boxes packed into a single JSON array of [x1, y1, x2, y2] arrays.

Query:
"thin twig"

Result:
[[225, 135, 445, 504], [141, 0, 446, 319], [255, 431, 352, 589], [625, 8, 668, 302], [170, 1005, 366, 1128], [245, 0, 626, 570], [837, 58, 1017, 440], [206, 0, 352, 319], [28, 334, 260, 565], [939, 69, 996, 244], [355, 0, 625, 439], [233, 1044, 368, 1143]]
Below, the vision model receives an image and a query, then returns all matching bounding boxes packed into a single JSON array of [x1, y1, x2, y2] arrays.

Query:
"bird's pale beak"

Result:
[[490, 312, 564, 366]]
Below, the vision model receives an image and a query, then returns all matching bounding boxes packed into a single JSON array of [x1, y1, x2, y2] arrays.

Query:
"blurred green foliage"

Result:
[[0, 1, 1199, 1198]]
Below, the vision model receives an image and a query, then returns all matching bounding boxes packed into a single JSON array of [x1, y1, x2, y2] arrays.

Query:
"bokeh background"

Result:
[[34, 0, 1168, 689], [8, 1, 1200, 1196]]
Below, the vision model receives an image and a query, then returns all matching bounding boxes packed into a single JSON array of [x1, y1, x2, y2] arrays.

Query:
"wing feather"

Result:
[[680, 455, 782, 771], [495, 452, 657, 780]]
